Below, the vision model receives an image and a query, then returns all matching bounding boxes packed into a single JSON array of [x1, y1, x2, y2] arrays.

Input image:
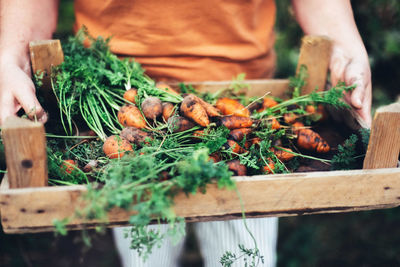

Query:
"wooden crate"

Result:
[[1, 37, 399, 234]]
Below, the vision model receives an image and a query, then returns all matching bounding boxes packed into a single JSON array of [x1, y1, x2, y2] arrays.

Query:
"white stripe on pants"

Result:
[[113, 217, 278, 267]]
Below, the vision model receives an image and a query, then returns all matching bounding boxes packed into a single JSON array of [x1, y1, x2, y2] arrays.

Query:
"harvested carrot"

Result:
[[123, 88, 138, 104], [209, 152, 222, 163], [216, 97, 250, 117], [61, 159, 77, 175], [180, 94, 210, 126], [263, 158, 275, 174], [118, 105, 146, 128], [223, 140, 246, 154], [305, 105, 316, 114], [120, 127, 153, 146], [219, 116, 253, 129], [194, 96, 221, 117], [270, 147, 295, 162], [227, 160, 247, 176], [269, 116, 281, 130], [103, 135, 133, 159], [297, 128, 330, 153], [168, 116, 195, 132], [193, 130, 205, 138], [244, 137, 261, 149], [162, 102, 175, 121], [156, 82, 180, 95], [141, 97, 163, 120], [257, 97, 278, 112], [229, 128, 252, 142], [284, 113, 298, 124]]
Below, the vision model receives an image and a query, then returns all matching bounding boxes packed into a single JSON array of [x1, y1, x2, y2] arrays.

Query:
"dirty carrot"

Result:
[[227, 159, 247, 176], [103, 135, 133, 159], [141, 97, 163, 120], [120, 127, 153, 146], [219, 116, 253, 129], [118, 105, 147, 128], [162, 102, 175, 121], [168, 116, 196, 132], [181, 94, 210, 127], [229, 128, 252, 142]]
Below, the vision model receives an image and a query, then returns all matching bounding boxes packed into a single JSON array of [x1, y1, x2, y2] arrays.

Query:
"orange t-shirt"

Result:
[[74, 0, 276, 82]]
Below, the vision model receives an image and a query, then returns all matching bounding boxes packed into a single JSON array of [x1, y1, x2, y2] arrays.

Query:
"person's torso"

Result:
[[74, 0, 276, 81]]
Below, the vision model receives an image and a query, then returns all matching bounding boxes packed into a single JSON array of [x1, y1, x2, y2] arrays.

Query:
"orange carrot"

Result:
[[257, 97, 278, 112], [219, 116, 253, 129], [180, 94, 210, 126], [209, 152, 222, 163], [284, 113, 298, 124], [118, 105, 146, 128], [193, 130, 205, 138], [227, 160, 247, 176], [297, 128, 330, 153], [305, 105, 316, 114], [103, 135, 133, 159], [162, 102, 175, 121], [216, 97, 250, 117], [224, 140, 246, 154], [229, 128, 252, 142], [61, 159, 77, 175], [141, 97, 163, 120], [123, 88, 138, 104], [168, 116, 195, 132], [263, 158, 275, 174], [269, 116, 281, 130], [270, 146, 295, 162], [194, 95, 221, 117]]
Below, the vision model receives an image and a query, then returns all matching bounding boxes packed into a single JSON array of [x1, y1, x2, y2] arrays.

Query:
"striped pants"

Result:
[[113, 217, 278, 267]]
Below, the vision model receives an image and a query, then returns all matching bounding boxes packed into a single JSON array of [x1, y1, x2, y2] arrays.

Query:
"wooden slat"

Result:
[[29, 40, 64, 104], [1, 168, 400, 233], [296, 35, 332, 94], [363, 102, 400, 169], [1, 117, 48, 188], [170, 79, 290, 98]]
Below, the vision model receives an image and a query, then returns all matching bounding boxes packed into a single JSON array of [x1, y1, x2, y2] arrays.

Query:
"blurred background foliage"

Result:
[[1, 0, 400, 266]]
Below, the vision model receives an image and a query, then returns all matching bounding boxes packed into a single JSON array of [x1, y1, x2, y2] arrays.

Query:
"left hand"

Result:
[[329, 44, 372, 127]]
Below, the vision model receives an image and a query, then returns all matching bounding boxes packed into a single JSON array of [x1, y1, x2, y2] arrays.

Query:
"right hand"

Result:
[[0, 55, 47, 125]]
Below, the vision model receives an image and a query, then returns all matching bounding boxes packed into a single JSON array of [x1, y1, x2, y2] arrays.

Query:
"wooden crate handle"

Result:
[[296, 35, 333, 95], [29, 40, 64, 104], [363, 102, 400, 169], [1, 117, 48, 188]]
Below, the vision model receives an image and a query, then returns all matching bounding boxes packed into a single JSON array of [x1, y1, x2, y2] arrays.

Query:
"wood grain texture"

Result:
[[1, 117, 48, 188], [296, 35, 332, 94], [1, 168, 400, 233], [363, 102, 400, 169], [29, 40, 64, 103], [170, 79, 290, 98]]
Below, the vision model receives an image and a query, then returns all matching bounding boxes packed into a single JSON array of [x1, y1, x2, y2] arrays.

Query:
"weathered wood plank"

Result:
[[364, 102, 400, 169], [29, 40, 64, 100], [170, 79, 290, 98], [1, 168, 400, 233], [1, 117, 47, 188], [296, 35, 332, 94]]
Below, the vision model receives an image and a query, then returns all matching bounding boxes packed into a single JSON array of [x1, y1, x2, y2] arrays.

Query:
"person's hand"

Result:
[[329, 44, 372, 127], [0, 54, 47, 125]]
